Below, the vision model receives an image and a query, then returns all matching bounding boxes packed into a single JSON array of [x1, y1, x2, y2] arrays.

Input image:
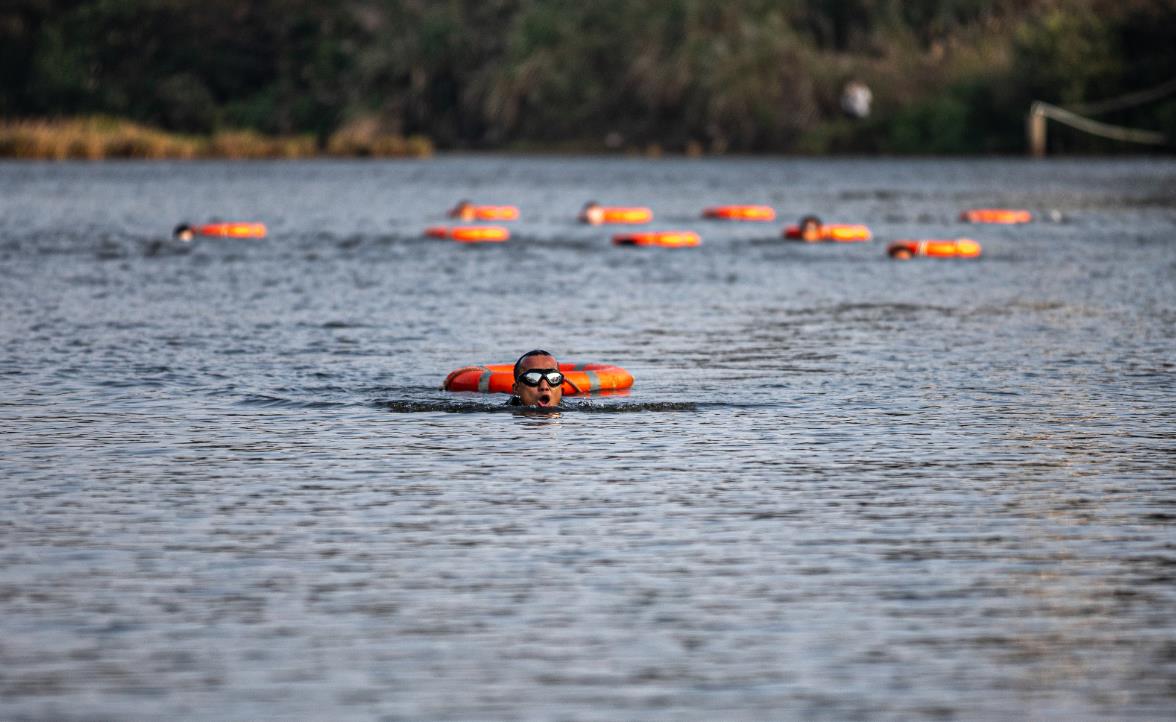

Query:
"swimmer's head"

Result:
[[512, 349, 563, 408], [173, 224, 194, 242], [799, 215, 822, 242], [579, 201, 604, 224], [889, 245, 914, 260], [449, 199, 473, 218]]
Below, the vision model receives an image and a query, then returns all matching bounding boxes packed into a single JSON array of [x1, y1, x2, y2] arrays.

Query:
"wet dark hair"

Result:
[[514, 349, 556, 379], [173, 223, 192, 237], [800, 215, 822, 228]]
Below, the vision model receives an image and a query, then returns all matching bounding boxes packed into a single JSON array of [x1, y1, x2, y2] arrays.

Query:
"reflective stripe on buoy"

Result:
[[477, 366, 493, 393], [572, 363, 602, 392]]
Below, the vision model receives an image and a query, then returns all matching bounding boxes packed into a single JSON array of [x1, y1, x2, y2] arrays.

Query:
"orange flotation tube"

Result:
[[197, 222, 267, 238], [783, 224, 871, 242], [888, 239, 982, 259], [582, 207, 654, 225], [425, 225, 510, 243], [444, 362, 634, 395], [613, 231, 701, 247], [703, 205, 776, 221], [451, 205, 520, 221], [960, 209, 1031, 224]]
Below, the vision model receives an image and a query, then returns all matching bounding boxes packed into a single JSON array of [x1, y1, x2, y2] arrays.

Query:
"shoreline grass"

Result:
[[0, 117, 433, 160]]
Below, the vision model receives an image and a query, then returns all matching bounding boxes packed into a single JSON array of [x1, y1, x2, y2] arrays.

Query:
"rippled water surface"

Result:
[[2, 157, 1174, 719]]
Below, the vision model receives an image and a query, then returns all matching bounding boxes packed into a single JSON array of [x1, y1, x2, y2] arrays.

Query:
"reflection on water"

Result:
[[0, 157, 1174, 719], [382, 398, 698, 414]]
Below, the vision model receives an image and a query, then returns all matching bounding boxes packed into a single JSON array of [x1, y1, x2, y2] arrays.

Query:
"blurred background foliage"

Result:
[[1, 0, 1173, 154]]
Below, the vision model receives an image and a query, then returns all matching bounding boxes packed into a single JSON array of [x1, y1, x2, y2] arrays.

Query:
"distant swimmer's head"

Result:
[[173, 224, 195, 242], [512, 349, 563, 408], [579, 201, 604, 225], [449, 199, 474, 219], [888, 245, 914, 260], [799, 215, 822, 242]]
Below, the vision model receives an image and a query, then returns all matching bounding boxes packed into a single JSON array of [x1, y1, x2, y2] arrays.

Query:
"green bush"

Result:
[[885, 96, 970, 153]]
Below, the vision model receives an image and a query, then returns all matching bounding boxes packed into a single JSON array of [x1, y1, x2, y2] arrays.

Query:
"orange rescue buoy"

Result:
[[425, 226, 510, 243], [703, 205, 776, 221], [888, 239, 982, 259], [612, 231, 701, 247], [451, 205, 520, 221], [960, 209, 1031, 224], [444, 362, 634, 395], [197, 222, 267, 238], [582, 207, 654, 225], [783, 224, 871, 242]]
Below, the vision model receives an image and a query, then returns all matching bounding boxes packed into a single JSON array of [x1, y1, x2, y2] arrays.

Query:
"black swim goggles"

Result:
[[516, 369, 565, 387]]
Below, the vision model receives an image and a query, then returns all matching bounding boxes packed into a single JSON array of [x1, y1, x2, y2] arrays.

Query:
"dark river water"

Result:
[[1, 157, 1174, 720]]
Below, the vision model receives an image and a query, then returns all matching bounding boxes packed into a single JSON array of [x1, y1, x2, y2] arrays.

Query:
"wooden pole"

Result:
[[1028, 99, 1164, 156], [1028, 103, 1046, 158]]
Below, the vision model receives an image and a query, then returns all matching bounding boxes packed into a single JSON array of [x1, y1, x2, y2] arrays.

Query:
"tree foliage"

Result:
[[1, 0, 1171, 153]]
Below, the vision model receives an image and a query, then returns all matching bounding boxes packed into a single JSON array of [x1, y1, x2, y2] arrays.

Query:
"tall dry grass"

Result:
[[325, 116, 433, 158], [207, 130, 318, 159], [0, 117, 433, 159], [0, 117, 202, 159]]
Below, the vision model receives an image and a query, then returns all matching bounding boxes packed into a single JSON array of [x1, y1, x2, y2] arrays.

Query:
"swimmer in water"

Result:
[[509, 349, 564, 408], [173, 224, 195, 242], [579, 201, 605, 225], [888, 245, 914, 260], [448, 199, 476, 221], [798, 215, 822, 242]]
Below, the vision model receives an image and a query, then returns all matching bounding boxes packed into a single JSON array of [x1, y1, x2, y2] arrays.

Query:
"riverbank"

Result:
[[0, 118, 433, 160]]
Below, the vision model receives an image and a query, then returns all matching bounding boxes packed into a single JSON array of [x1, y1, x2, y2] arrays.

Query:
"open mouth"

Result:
[[536, 393, 552, 407]]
